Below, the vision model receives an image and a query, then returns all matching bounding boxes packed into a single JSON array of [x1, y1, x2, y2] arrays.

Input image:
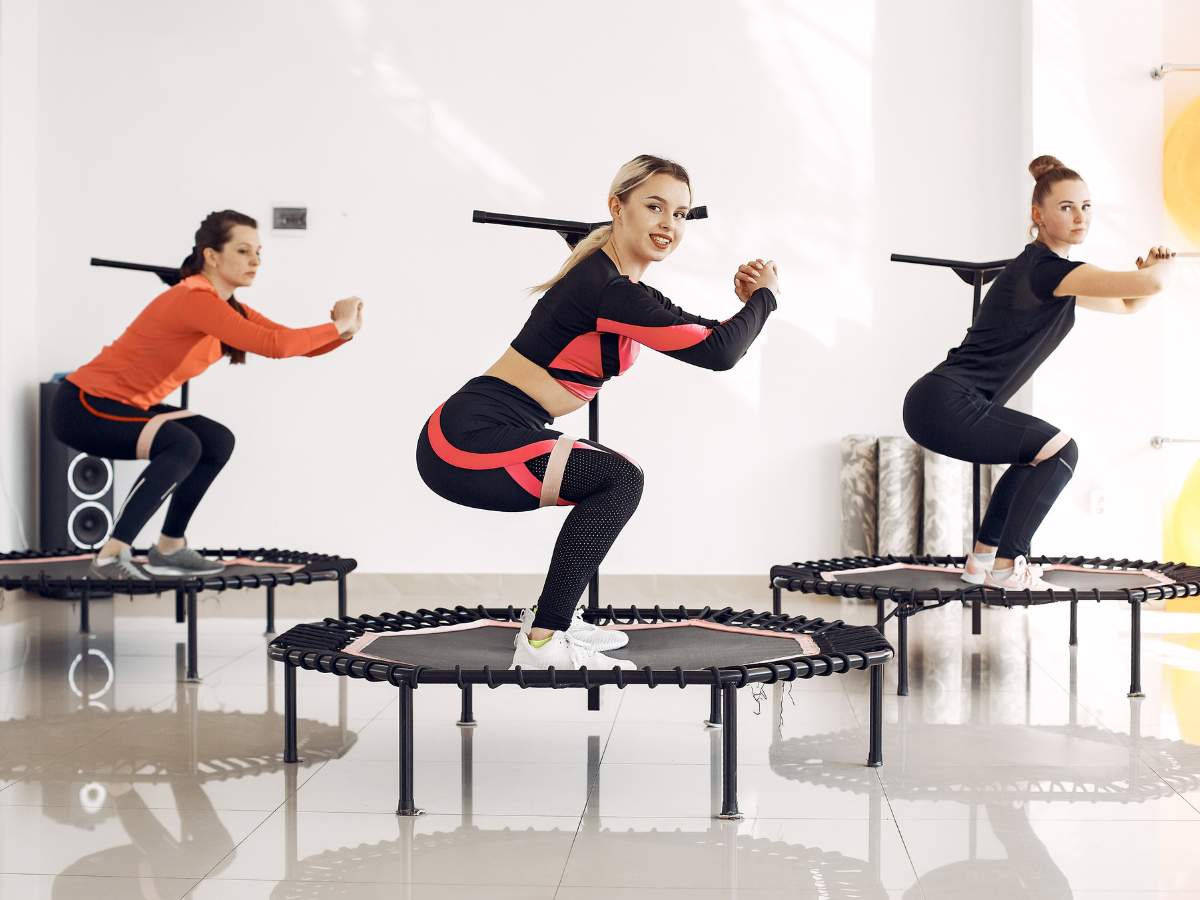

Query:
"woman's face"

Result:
[[611, 173, 692, 266], [1034, 179, 1091, 247], [205, 225, 262, 288]]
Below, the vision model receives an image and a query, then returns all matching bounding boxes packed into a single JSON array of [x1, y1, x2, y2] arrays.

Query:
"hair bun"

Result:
[[1029, 155, 1066, 180]]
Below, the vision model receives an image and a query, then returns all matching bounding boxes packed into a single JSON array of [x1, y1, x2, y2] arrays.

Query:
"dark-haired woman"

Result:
[[53, 210, 363, 580], [416, 155, 779, 670], [903, 156, 1175, 590]]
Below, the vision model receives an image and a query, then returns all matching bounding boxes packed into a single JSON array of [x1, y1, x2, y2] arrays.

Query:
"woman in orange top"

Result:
[[52, 210, 363, 580]]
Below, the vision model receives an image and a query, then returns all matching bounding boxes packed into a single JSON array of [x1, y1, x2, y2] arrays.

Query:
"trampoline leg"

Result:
[[265, 585, 276, 635], [337, 574, 347, 619], [1069, 597, 1078, 647], [897, 613, 909, 697], [283, 663, 300, 764], [397, 683, 424, 816], [79, 586, 90, 634], [457, 684, 477, 727], [717, 685, 742, 820], [772, 586, 781, 616], [971, 597, 981, 635], [874, 597, 885, 635], [184, 587, 199, 683], [175, 588, 185, 624], [867, 664, 884, 767], [1128, 600, 1144, 698], [705, 682, 723, 729]]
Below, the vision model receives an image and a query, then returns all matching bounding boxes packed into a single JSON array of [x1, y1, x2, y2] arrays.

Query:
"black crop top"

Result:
[[931, 242, 1084, 404], [510, 249, 776, 402]]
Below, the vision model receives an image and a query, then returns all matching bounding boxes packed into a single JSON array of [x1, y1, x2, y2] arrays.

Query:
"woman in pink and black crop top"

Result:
[[415, 155, 779, 671]]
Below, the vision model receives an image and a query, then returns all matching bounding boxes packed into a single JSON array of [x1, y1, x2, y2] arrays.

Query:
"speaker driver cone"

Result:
[[67, 454, 114, 501], [68, 501, 114, 550]]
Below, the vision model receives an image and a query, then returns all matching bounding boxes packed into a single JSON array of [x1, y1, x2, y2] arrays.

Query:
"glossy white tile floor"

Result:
[[3, 575, 1200, 898]]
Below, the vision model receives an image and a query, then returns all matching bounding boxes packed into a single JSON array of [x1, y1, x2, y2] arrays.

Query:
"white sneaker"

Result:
[[984, 556, 1054, 591], [515, 604, 629, 652], [511, 631, 636, 671], [961, 552, 993, 585]]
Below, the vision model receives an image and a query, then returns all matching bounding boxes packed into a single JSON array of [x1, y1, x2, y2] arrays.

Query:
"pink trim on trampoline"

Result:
[[427, 405, 557, 470], [819, 561, 1177, 587], [343, 619, 519, 659], [1046, 564, 1176, 586], [0, 554, 303, 573], [0, 554, 94, 565]]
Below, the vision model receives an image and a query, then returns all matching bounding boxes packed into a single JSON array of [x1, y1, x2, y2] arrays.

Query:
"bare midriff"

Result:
[[483, 347, 588, 419]]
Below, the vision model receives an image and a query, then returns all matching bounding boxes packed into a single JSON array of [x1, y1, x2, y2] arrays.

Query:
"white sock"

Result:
[[972, 550, 996, 564]]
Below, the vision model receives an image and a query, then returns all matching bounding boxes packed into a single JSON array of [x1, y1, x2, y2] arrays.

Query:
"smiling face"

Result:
[[203, 224, 261, 289], [1033, 179, 1091, 248], [610, 173, 692, 268]]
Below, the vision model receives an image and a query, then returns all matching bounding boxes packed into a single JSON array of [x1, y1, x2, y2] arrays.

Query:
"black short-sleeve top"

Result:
[[930, 242, 1085, 405]]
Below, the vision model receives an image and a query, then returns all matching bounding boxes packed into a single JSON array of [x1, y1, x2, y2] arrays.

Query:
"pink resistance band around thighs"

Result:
[[426, 405, 603, 507]]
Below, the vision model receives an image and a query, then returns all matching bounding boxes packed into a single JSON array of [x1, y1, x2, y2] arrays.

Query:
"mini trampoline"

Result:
[[268, 604, 893, 819], [770, 554, 1200, 698], [0, 547, 357, 681]]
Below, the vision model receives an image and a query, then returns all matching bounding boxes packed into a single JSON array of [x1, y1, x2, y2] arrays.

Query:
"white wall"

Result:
[[0, 0, 39, 551], [26, 0, 1028, 573], [1026, 0, 1200, 562]]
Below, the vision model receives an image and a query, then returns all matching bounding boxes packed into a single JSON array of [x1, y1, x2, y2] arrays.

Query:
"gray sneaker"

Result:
[[144, 545, 225, 576], [89, 548, 151, 581]]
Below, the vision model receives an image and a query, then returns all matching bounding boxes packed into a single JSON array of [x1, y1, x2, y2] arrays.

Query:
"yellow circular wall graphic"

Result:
[[1165, 95, 1200, 245]]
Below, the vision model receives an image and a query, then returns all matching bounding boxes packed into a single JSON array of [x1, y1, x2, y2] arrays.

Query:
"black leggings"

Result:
[[903, 373, 1077, 560], [416, 377, 643, 632], [50, 381, 235, 545]]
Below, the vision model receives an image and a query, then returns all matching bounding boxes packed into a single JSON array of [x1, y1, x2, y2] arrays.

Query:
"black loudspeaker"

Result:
[[39, 382, 115, 551]]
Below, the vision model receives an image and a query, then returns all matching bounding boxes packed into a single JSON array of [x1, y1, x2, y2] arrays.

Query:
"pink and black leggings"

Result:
[[416, 376, 643, 632]]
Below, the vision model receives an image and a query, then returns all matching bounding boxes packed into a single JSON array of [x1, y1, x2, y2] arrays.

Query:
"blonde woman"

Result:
[[903, 155, 1175, 590], [416, 155, 779, 670]]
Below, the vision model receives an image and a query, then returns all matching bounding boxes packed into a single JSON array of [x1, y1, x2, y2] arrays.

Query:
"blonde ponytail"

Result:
[[530, 154, 691, 295]]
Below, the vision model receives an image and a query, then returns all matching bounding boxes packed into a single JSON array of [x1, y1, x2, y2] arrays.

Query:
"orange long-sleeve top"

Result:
[[68, 274, 345, 409]]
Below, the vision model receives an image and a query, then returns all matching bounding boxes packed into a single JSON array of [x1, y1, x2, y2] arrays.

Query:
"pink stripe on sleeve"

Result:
[[596, 318, 712, 351]]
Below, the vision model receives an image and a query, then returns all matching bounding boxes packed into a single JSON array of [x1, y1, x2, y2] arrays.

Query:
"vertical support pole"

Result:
[[337, 574, 347, 619], [283, 662, 299, 763], [718, 684, 742, 819], [396, 682, 423, 816], [79, 585, 91, 634], [185, 586, 199, 682], [457, 684, 476, 727], [1069, 596, 1078, 646], [175, 588, 185, 624], [875, 596, 885, 634], [867, 663, 884, 767], [705, 682, 723, 728], [265, 585, 276, 635], [897, 612, 910, 697], [970, 270, 983, 637], [1128, 599, 1144, 698], [772, 585, 781, 616], [587, 394, 602, 714]]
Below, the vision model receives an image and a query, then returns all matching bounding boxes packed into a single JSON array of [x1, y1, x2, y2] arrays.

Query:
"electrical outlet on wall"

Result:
[[272, 205, 307, 232]]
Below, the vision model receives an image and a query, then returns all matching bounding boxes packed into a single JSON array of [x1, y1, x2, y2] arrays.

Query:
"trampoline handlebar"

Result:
[[472, 206, 708, 236], [90, 257, 182, 287], [890, 253, 1012, 272]]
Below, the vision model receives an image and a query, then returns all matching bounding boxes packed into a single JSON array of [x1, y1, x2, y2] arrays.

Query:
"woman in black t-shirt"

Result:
[[903, 155, 1176, 590]]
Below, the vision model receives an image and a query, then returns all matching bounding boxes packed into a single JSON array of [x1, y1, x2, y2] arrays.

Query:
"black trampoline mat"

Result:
[[822, 563, 1173, 592], [0, 554, 303, 581], [348, 621, 820, 670]]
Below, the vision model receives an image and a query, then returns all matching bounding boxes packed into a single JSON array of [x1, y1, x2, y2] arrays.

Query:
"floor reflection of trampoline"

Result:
[[270, 605, 894, 819], [767, 656, 1200, 899], [264, 727, 894, 900], [0, 547, 357, 681], [771, 555, 1200, 697]]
